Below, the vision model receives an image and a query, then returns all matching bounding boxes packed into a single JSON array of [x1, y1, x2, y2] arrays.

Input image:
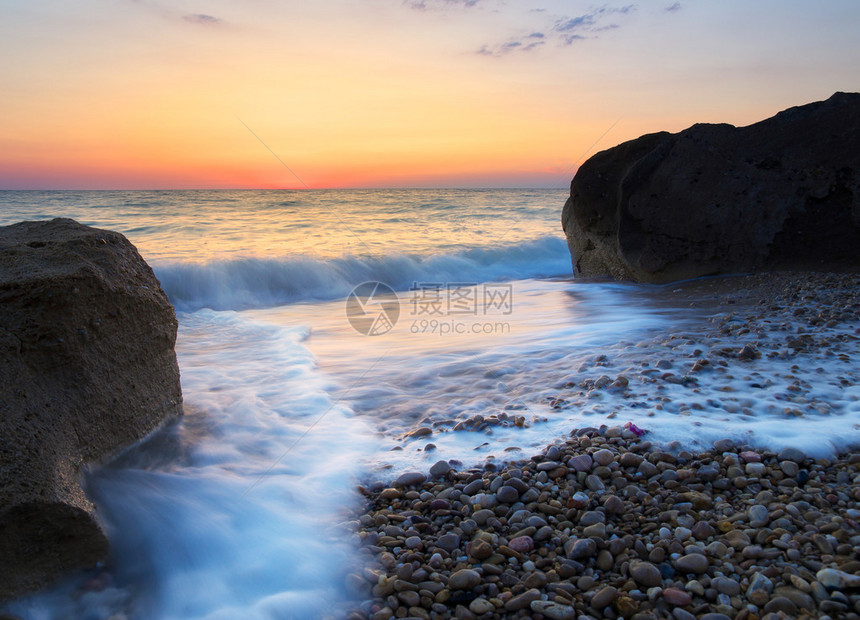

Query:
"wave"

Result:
[[155, 236, 571, 312]]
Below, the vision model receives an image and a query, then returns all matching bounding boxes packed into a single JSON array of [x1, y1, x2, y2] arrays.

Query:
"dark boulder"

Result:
[[0, 218, 182, 599], [562, 92, 860, 282]]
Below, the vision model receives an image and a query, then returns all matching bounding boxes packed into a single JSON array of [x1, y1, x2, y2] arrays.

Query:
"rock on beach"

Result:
[[562, 92, 860, 282], [0, 219, 182, 600]]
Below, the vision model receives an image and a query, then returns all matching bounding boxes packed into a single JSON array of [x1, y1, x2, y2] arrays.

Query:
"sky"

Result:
[[1, 0, 858, 189]]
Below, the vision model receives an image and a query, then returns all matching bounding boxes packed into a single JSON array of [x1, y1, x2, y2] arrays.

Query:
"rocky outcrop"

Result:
[[0, 218, 182, 599], [562, 92, 860, 282]]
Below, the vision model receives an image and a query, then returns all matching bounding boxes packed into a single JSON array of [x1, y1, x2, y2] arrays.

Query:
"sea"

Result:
[[0, 189, 857, 619]]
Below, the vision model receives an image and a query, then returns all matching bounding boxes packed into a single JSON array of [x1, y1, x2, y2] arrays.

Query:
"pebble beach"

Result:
[[346, 272, 860, 620]]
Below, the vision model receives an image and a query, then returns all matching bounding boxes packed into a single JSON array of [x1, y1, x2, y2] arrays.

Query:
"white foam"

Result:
[[6, 277, 858, 620], [253, 278, 860, 476], [6, 311, 375, 619], [154, 236, 571, 312]]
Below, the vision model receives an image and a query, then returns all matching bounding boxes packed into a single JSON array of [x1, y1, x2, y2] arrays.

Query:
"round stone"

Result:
[[579, 511, 605, 526], [748, 504, 769, 527], [436, 532, 459, 552], [568, 454, 593, 472], [674, 553, 709, 575], [630, 561, 663, 587], [530, 600, 577, 620], [509, 535, 534, 553], [429, 460, 452, 477], [566, 538, 597, 559], [429, 498, 450, 510], [746, 572, 773, 605], [504, 588, 541, 611], [496, 485, 520, 504], [394, 471, 427, 488], [712, 576, 740, 596], [662, 587, 692, 606], [590, 585, 618, 609], [585, 474, 605, 491], [592, 449, 614, 466], [568, 491, 590, 508], [764, 597, 798, 616], [603, 494, 624, 514], [777, 446, 807, 462], [469, 597, 495, 614], [468, 540, 493, 560], [449, 569, 481, 590]]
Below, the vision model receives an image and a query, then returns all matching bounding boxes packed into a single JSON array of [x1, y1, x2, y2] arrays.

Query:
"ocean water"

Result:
[[0, 189, 857, 619]]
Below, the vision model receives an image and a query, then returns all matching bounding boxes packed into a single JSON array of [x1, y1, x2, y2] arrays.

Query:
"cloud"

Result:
[[553, 4, 636, 44], [665, 2, 682, 12], [128, 1, 225, 26], [477, 32, 546, 58], [183, 13, 222, 25], [477, 31, 547, 57], [476, 3, 636, 54], [405, 0, 480, 9]]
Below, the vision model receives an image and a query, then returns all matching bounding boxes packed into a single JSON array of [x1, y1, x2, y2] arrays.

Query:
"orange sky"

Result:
[[1, 1, 858, 189]]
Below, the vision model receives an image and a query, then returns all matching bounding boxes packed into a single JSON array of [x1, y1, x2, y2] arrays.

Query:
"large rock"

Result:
[[0, 218, 182, 599], [562, 92, 860, 282]]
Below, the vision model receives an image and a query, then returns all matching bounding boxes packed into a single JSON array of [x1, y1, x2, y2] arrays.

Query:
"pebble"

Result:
[[566, 538, 597, 559], [816, 567, 860, 589], [579, 511, 604, 526], [603, 494, 624, 514], [508, 535, 534, 553], [585, 474, 605, 491], [429, 460, 451, 477], [674, 553, 709, 574], [592, 449, 614, 466], [448, 569, 481, 590], [631, 561, 663, 587], [504, 588, 541, 611], [748, 504, 769, 527], [590, 585, 618, 609], [394, 471, 427, 488], [778, 446, 807, 462], [530, 600, 577, 620], [663, 587, 693, 606], [350, 294, 860, 620], [568, 454, 593, 472], [712, 576, 740, 596], [468, 597, 494, 614], [764, 596, 799, 615], [746, 572, 774, 605], [496, 485, 519, 504], [436, 533, 459, 552]]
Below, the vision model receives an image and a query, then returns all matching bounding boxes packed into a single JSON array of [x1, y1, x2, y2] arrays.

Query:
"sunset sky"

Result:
[[1, 0, 858, 189]]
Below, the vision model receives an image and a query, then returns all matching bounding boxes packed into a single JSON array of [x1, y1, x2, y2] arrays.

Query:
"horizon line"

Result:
[[0, 186, 571, 192]]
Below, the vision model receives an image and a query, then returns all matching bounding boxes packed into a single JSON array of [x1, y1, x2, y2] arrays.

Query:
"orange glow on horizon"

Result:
[[2, 2, 857, 190]]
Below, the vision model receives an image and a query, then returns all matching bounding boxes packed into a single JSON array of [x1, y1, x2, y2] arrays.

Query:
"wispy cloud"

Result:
[[477, 31, 545, 57], [405, 0, 481, 10], [128, 1, 225, 26], [553, 4, 636, 44], [665, 2, 682, 12], [475, 3, 637, 56], [183, 13, 222, 25]]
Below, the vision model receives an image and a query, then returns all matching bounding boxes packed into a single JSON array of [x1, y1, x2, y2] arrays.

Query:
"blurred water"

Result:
[[2, 190, 857, 619]]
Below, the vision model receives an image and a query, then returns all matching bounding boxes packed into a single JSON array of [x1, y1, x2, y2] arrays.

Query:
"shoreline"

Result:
[[346, 271, 860, 620]]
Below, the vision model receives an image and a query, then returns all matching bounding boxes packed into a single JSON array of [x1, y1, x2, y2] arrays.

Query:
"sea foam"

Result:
[[154, 236, 571, 312]]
